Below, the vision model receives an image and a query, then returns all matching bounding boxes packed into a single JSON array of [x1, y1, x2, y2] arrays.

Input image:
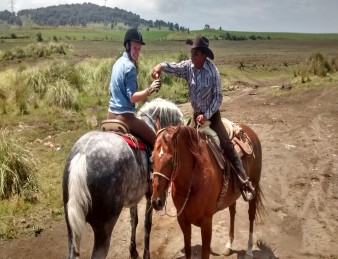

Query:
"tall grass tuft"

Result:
[[0, 129, 39, 201], [47, 60, 83, 91], [297, 53, 336, 81], [12, 73, 31, 115], [45, 79, 79, 110], [0, 88, 8, 114], [23, 67, 48, 98], [78, 58, 112, 96]]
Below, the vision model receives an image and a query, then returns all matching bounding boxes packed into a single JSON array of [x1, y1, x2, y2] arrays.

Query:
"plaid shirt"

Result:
[[161, 59, 222, 119]]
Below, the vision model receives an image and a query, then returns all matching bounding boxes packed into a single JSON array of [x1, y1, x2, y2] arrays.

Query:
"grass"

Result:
[[0, 28, 337, 240]]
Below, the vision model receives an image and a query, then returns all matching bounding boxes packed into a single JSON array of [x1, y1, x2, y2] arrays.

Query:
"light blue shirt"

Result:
[[161, 59, 222, 119], [108, 52, 138, 114]]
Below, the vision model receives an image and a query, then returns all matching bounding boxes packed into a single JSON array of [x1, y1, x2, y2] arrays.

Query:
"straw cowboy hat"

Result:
[[186, 36, 214, 60]]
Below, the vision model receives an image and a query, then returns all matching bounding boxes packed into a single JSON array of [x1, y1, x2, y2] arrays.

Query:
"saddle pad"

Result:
[[120, 135, 146, 150]]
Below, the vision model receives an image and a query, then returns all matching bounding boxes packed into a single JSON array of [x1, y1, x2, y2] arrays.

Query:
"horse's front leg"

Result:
[[143, 184, 153, 259], [130, 206, 139, 259], [200, 218, 213, 259], [225, 202, 236, 256], [177, 217, 192, 259]]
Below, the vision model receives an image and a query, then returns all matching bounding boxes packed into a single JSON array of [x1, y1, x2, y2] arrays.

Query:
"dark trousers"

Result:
[[209, 110, 247, 179]]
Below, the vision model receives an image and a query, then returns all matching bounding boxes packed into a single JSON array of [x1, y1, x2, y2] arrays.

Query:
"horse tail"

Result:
[[67, 153, 92, 251], [254, 183, 267, 221]]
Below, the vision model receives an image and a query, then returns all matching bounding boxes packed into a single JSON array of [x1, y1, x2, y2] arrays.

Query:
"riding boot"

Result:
[[223, 143, 255, 201]]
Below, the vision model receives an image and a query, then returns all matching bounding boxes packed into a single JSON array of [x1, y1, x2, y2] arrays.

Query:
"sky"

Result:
[[1, 0, 338, 33]]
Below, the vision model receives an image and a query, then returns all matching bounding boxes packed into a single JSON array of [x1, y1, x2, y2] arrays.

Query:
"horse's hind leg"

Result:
[[224, 202, 236, 256], [130, 206, 139, 259], [246, 199, 257, 257], [91, 217, 118, 259]]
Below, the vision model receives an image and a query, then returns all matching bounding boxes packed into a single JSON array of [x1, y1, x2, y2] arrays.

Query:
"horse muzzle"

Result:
[[151, 195, 166, 211]]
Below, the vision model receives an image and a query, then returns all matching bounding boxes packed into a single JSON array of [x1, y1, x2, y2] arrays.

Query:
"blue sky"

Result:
[[1, 0, 337, 33]]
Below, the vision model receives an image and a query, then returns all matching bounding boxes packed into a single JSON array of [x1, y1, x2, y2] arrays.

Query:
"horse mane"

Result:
[[137, 98, 184, 128], [166, 125, 204, 168]]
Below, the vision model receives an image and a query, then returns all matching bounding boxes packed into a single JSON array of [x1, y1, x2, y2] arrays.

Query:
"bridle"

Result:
[[153, 127, 193, 217]]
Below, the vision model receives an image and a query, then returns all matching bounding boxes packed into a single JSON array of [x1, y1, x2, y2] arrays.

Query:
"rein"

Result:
[[153, 127, 194, 218]]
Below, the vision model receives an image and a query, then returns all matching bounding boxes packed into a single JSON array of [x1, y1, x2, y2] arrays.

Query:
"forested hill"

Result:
[[1, 3, 187, 31]]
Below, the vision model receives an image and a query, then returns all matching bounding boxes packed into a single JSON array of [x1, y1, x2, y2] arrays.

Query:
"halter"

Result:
[[153, 127, 194, 218]]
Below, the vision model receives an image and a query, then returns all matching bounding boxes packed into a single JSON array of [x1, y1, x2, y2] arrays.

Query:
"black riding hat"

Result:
[[124, 28, 145, 47]]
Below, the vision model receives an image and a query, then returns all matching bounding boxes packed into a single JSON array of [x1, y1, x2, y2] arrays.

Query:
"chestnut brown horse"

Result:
[[151, 123, 264, 259]]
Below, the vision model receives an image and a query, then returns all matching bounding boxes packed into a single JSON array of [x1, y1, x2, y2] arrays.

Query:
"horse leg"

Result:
[[224, 202, 236, 256], [130, 206, 139, 259], [91, 217, 118, 259], [143, 189, 153, 259], [245, 199, 257, 257], [177, 218, 192, 259], [200, 218, 213, 259]]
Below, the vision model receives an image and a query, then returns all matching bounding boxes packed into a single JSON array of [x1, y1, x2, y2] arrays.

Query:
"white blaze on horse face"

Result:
[[158, 147, 164, 158]]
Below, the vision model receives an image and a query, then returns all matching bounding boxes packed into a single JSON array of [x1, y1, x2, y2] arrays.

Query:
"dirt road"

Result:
[[1, 80, 337, 259]]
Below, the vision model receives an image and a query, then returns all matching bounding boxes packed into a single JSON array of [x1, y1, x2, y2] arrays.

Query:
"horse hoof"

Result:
[[224, 247, 232, 256], [130, 251, 139, 259], [143, 250, 150, 259]]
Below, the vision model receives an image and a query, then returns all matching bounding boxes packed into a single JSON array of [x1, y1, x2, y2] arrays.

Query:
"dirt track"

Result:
[[1, 80, 337, 259]]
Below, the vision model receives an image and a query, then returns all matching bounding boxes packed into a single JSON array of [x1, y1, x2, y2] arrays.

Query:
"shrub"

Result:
[[46, 60, 83, 91], [297, 52, 335, 78], [78, 58, 112, 96], [0, 129, 39, 200], [45, 79, 79, 110]]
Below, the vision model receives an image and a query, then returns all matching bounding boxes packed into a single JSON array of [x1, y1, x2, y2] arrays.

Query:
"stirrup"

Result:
[[241, 187, 254, 202], [241, 180, 256, 202], [243, 179, 256, 194]]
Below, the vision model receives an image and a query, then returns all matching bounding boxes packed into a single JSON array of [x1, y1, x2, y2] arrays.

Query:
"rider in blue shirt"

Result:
[[107, 28, 161, 147]]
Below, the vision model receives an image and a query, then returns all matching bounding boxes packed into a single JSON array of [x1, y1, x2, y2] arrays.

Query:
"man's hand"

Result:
[[146, 79, 161, 95], [196, 114, 207, 125], [151, 64, 162, 79]]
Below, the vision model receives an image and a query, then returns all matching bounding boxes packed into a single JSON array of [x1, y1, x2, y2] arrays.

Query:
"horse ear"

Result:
[[155, 116, 161, 132]]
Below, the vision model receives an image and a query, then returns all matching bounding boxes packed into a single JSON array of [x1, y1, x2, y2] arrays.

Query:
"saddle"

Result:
[[100, 119, 146, 150], [189, 118, 254, 169]]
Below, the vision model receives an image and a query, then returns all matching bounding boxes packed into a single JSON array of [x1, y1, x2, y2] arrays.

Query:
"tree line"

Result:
[[0, 3, 188, 31]]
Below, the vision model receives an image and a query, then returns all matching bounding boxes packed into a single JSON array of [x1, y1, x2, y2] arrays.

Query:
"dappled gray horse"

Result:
[[62, 98, 183, 259]]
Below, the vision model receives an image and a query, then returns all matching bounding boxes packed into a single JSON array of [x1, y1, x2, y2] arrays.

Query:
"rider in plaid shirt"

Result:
[[152, 36, 255, 201]]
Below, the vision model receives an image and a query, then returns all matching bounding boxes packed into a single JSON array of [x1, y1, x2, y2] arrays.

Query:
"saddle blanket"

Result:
[[120, 135, 146, 150]]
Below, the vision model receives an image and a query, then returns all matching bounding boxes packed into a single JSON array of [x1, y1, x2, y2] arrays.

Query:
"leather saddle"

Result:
[[100, 119, 146, 150], [188, 118, 254, 170]]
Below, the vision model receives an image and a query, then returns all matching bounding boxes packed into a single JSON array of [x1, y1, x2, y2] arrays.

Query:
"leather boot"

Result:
[[224, 143, 255, 201]]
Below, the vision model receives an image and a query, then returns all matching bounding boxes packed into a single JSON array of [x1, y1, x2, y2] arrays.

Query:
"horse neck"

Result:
[[171, 134, 203, 194]]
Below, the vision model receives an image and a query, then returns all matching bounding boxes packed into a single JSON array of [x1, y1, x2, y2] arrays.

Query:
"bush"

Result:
[[78, 58, 112, 96], [298, 53, 335, 78], [0, 129, 39, 200], [45, 79, 79, 110]]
